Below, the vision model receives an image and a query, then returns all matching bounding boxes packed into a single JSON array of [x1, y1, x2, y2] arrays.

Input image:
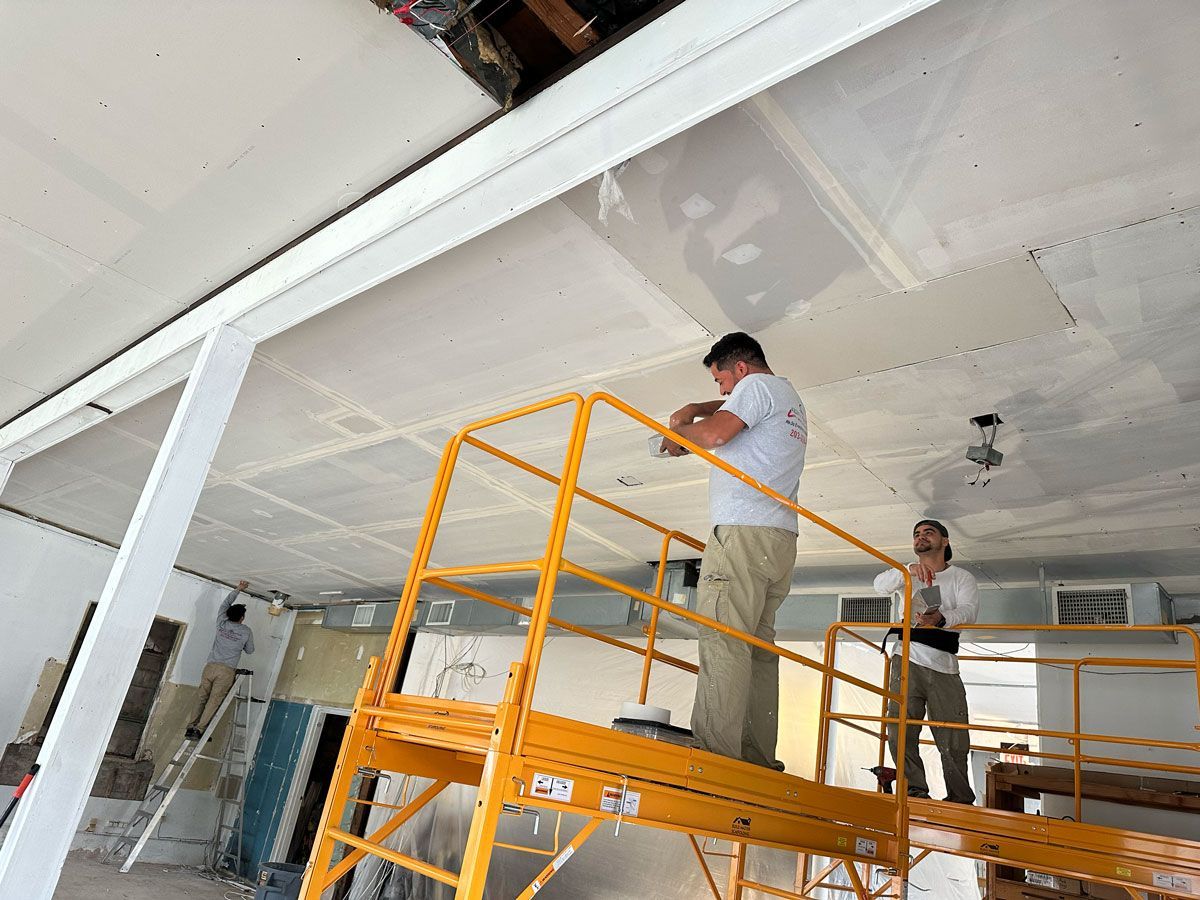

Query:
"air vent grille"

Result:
[[351, 603, 377, 627], [838, 595, 894, 624], [1054, 586, 1132, 625], [426, 600, 455, 626]]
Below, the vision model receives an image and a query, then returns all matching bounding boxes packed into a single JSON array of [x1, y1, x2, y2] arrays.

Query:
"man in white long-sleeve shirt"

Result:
[[873, 520, 979, 804]]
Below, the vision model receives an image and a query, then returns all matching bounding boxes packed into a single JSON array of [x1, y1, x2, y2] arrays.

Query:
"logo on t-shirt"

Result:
[[786, 407, 807, 444]]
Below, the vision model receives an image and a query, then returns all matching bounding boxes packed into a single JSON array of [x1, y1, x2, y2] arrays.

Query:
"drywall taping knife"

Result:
[[0, 763, 39, 828]]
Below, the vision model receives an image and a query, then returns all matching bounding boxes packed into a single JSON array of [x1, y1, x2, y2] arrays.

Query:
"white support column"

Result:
[[0, 325, 254, 899], [0, 456, 12, 495]]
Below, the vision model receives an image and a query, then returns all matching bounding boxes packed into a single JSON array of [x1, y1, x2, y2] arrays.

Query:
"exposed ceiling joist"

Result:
[[523, 0, 602, 53]]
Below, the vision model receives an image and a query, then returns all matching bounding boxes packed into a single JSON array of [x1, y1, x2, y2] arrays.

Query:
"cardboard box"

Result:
[[1026, 871, 1084, 895]]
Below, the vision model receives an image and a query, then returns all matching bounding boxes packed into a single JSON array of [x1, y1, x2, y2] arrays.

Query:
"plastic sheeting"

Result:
[[341, 634, 1034, 899], [809, 642, 1038, 900], [597, 163, 636, 226]]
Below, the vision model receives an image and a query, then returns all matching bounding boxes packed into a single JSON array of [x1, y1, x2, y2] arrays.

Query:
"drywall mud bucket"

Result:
[[255, 862, 305, 900]]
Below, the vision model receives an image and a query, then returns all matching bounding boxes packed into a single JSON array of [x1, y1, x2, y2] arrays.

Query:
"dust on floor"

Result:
[[54, 852, 249, 899]]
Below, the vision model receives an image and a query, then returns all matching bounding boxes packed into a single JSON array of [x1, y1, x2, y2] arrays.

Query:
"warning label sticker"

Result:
[[531, 773, 574, 803], [599, 785, 641, 817], [552, 846, 575, 871], [855, 837, 878, 858], [1153, 873, 1193, 892]]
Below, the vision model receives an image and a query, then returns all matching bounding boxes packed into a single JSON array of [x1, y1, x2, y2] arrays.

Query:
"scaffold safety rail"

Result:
[[298, 392, 1200, 900]]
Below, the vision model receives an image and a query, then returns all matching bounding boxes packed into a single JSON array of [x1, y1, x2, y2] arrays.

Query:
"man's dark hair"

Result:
[[227, 603, 247, 623], [702, 332, 768, 371], [913, 519, 952, 562]]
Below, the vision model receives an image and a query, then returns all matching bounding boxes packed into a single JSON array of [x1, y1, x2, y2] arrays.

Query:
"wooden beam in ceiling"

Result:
[[523, 0, 600, 53]]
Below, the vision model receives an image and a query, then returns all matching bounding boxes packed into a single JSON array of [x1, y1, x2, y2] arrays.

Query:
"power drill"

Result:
[[864, 766, 897, 794]]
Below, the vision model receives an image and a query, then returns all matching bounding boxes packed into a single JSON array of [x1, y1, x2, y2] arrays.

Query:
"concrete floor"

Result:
[[54, 852, 249, 899]]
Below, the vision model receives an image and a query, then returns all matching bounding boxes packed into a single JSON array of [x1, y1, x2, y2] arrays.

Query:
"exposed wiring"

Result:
[[433, 635, 489, 697], [962, 643, 1031, 656], [962, 642, 1193, 675], [448, 0, 518, 49], [350, 857, 394, 900], [967, 461, 991, 487], [196, 869, 253, 899]]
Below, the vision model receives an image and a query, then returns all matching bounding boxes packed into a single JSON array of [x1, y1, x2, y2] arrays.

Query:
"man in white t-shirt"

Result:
[[874, 520, 979, 803], [664, 332, 807, 768]]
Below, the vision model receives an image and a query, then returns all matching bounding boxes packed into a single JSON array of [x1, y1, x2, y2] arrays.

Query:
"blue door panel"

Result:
[[239, 700, 313, 877]]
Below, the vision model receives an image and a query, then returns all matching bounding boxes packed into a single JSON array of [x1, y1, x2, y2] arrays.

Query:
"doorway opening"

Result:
[[0, 603, 182, 800], [42, 603, 182, 757], [284, 712, 350, 867]]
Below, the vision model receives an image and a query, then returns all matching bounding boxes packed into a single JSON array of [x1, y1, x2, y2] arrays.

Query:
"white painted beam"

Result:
[[0, 456, 12, 495], [0, 0, 939, 459], [0, 326, 254, 900]]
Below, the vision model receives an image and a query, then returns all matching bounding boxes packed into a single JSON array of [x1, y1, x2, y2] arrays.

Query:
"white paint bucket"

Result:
[[619, 701, 671, 725]]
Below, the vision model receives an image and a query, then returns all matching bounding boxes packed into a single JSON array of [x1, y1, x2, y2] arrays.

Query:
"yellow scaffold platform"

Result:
[[299, 392, 1200, 900]]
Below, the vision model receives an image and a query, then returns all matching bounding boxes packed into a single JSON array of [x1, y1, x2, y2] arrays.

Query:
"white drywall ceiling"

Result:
[[4, 0, 1200, 600], [0, 0, 495, 420]]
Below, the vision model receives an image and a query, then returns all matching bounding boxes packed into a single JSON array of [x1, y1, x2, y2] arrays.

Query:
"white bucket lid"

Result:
[[619, 701, 670, 725]]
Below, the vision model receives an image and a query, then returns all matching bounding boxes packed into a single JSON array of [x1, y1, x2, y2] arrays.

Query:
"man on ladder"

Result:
[[106, 669, 256, 873], [187, 580, 254, 740]]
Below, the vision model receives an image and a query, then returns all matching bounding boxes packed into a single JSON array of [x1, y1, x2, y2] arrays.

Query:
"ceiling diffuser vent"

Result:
[[1052, 585, 1133, 626], [426, 600, 455, 627], [837, 595, 894, 624], [351, 603, 377, 627]]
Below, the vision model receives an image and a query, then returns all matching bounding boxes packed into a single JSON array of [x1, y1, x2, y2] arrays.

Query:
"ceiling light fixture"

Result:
[[966, 413, 1004, 468], [966, 413, 1003, 488], [268, 590, 291, 617]]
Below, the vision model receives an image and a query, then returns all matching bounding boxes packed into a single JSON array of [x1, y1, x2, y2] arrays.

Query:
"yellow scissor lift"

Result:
[[299, 392, 1200, 900]]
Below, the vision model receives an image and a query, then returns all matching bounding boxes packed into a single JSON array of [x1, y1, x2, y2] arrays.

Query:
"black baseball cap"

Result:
[[913, 519, 952, 562]]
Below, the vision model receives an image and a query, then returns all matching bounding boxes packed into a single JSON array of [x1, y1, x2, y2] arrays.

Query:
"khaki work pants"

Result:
[[887, 657, 975, 804], [690, 524, 797, 768], [191, 662, 237, 731]]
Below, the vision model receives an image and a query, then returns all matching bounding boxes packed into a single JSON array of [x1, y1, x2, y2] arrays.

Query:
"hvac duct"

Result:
[[319, 582, 1179, 644]]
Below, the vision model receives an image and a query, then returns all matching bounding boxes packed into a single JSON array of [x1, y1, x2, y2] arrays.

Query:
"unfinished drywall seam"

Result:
[[743, 93, 921, 291]]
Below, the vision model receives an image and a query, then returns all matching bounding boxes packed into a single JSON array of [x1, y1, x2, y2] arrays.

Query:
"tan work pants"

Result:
[[690, 524, 797, 768], [191, 662, 237, 731], [887, 657, 975, 804]]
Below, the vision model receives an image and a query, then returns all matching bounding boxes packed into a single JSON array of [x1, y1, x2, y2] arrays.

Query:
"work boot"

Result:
[[185, 727, 202, 741]]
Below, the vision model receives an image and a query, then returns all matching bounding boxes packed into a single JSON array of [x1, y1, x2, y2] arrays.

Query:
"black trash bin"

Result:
[[255, 862, 305, 900]]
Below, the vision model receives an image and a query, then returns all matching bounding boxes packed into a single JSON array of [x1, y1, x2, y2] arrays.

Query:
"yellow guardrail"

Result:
[[819, 621, 1200, 823], [372, 390, 922, 879], [306, 389, 1200, 900]]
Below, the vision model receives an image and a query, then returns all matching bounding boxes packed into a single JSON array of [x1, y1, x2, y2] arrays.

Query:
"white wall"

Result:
[[0, 509, 295, 857], [1035, 629, 1200, 841]]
